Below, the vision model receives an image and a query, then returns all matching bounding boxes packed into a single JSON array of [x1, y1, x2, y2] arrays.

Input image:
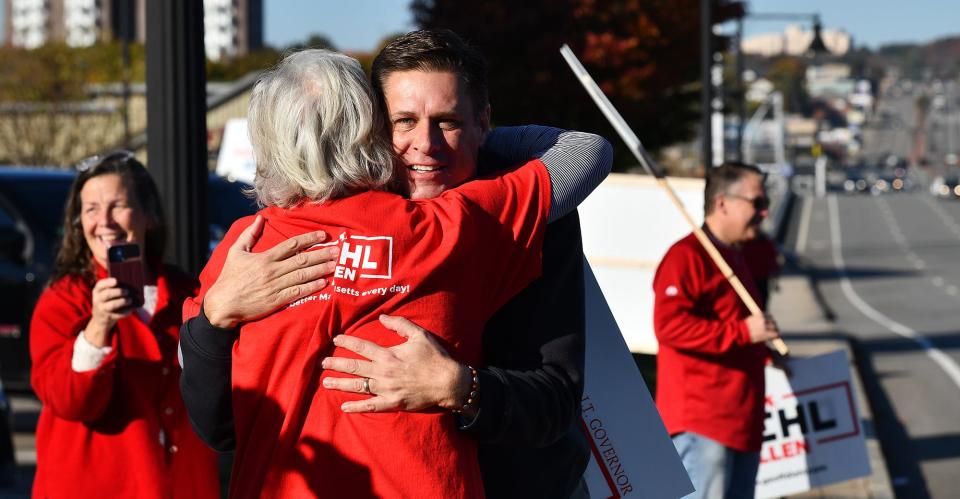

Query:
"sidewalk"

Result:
[[770, 271, 895, 499]]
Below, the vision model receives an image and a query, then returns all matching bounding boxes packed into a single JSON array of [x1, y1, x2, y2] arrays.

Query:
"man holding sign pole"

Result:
[[653, 162, 783, 499]]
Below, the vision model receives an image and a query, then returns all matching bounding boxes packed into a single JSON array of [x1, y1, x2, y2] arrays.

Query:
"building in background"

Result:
[[3, 0, 262, 59], [742, 24, 852, 57], [203, 0, 262, 60]]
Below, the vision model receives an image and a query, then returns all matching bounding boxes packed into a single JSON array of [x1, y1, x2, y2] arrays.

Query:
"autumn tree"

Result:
[[765, 56, 810, 114], [0, 43, 134, 166], [206, 48, 282, 81], [411, 0, 743, 170]]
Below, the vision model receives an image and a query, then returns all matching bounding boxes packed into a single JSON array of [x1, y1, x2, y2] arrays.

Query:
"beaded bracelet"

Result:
[[452, 365, 479, 414]]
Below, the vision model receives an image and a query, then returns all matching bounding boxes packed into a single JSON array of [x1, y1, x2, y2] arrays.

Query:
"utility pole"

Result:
[[735, 18, 745, 162], [701, 0, 713, 170]]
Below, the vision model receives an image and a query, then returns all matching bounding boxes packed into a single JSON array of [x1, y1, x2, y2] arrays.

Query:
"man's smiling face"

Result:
[[382, 70, 489, 200]]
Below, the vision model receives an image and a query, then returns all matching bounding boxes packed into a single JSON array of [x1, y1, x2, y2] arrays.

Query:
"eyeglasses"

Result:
[[75, 150, 135, 172], [724, 193, 770, 211]]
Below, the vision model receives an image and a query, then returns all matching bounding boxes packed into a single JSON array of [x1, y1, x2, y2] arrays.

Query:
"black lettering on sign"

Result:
[[778, 405, 808, 439], [764, 399, 842, 441], [810, 400, 838, 431], [580, 403, 634, 496]]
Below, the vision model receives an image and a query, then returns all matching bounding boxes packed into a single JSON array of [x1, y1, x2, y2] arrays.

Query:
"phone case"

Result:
[[108, 245, 145, 308]]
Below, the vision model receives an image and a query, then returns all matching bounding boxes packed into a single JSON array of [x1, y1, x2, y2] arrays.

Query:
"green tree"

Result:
[[765, 56, 809, 114], [283, 33, 337, 52], [411, 0, 744, 170], [207, 48, 282, 81], [0, 43, 126, 165]]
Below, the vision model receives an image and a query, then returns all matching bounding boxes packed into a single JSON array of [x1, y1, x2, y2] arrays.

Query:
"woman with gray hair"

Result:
[[183, 49, 609, 498], [246, 50, 397, 206]]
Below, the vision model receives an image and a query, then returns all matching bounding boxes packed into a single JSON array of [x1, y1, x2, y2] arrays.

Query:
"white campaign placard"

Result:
[[579, 174, 704, 354], [755, 350, 871, 498], [215, 118, 256, 184], [581, 262, 693, 499]]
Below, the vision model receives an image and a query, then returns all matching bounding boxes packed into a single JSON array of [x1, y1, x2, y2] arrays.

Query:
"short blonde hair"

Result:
[[248, 49, 397, 207]]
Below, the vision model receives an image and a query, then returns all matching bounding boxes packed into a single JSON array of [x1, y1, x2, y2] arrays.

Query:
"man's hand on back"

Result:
[[320, 315, 471, 414], [203, 215, 340, 328]]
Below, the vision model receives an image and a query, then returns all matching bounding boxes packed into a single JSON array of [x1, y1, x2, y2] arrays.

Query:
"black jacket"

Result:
[[471, 210, 588, 498], [179, 211, 588, 498]]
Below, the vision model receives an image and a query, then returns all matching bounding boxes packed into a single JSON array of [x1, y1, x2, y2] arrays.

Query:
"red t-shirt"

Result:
[[741, 234, 779, 281], [652, 232, 769, 452], [184, 160, 551, 498]]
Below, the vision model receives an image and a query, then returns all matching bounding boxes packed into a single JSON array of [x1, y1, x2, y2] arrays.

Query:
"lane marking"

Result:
[[922, 196, 960, 236], [828, 195, 960, 390], [796, 194, 813, 254]]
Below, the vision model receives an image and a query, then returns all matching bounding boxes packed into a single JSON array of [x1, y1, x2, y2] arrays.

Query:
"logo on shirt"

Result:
[[316, 233, 393, 282], [665, 285, 679, 297]]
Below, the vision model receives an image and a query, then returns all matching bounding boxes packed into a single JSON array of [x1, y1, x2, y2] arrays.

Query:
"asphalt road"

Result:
[[863, 78, 959, 175], [862, 88, 916, 165], [926, 80, 960, 174], [785, 191, 960, 499]]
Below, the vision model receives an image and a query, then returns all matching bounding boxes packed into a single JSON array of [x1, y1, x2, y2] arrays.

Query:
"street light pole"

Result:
[[734, 11, 830, 165], [701, 0, 713, 170], [735, 18, 745, 161]]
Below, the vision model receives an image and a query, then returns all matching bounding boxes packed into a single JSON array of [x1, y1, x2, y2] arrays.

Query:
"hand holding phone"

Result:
[[107, 243, 145, 308]]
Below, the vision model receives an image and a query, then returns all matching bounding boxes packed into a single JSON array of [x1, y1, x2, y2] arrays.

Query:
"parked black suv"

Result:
[[0, 167, 256, 390]]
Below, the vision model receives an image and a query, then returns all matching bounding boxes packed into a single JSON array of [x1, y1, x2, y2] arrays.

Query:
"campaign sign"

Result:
[[755, 350, 871, 498], [581, 262, 693, 499], [215, 118, 256, 184]]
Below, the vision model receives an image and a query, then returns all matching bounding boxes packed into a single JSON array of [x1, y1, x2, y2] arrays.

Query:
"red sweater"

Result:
[[30, 264, 219, 499], [653, 232, 769, 452], [184, 160, 550, 498]]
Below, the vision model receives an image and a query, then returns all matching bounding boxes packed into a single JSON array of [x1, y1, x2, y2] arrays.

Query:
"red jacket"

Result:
[[653, 232, 769, 452], [184, 160, 550, 498], [30, 264, 219, 499]]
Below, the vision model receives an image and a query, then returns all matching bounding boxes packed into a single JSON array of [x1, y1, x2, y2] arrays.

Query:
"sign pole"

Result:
[[560, 45, 789, 356]]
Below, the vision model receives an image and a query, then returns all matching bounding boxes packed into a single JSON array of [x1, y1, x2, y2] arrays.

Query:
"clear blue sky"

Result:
[[744, 0, 959, 48], [266, 0, 960, 52], [263, 0, 413, 52], [0, 1, 956, 51]]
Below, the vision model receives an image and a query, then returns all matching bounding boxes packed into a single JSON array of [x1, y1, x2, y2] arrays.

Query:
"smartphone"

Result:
[[107, 243, 145, 308]]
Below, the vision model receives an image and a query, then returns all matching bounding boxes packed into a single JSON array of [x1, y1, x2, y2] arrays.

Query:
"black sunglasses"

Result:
[[725, 193, 770, 211]]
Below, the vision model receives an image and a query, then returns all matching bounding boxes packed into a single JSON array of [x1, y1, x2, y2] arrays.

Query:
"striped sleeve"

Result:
[[481, 125, 613, 222]]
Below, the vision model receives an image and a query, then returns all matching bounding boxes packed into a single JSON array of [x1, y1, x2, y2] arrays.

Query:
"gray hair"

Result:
[[248, 49, 397, 207]]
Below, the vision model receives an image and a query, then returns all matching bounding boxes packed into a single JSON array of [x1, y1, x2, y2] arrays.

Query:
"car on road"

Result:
[[841, 168, 874, 195], [873, 167, 913, 195], [932, 175, 960, 200], [0, 167, 256, 390]]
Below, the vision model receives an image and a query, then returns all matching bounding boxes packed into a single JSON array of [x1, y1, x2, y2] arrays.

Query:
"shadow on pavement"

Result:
[[850, 337, 933, 499], [910, 433, 960, 462], [858, 333, 960, 353]]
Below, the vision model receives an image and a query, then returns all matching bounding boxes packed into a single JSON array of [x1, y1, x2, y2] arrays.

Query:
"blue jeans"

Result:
[[672, 432, 760, 499]]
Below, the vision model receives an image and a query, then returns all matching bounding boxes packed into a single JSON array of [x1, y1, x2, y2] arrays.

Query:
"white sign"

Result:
[[581, 262, 694, 499], [578, 174, 705, 354], [755, 350, 871, 498], [216, 118, 256, 184]]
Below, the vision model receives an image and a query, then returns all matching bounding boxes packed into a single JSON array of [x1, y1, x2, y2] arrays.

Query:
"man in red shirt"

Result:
[[653, 162, 782, 499]]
